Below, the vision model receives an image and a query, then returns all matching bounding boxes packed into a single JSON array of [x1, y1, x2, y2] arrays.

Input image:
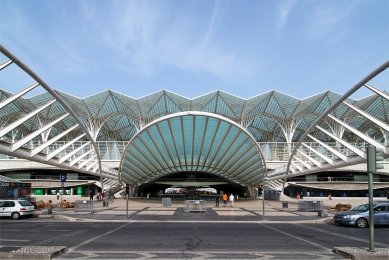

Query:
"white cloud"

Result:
[[83, 1, 260, 82], [306, 3, 356, 40], [276, 0, 295, 30]]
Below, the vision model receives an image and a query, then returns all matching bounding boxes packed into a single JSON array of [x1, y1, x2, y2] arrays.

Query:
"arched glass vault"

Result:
[[119, 112, 267, 187]]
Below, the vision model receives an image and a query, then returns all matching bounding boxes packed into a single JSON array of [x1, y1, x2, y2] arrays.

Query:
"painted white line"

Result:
[[293, 223, 389, 247], [0, 239, 30, 242], [64, 250, 336, 260], [258, 223, 330, 251], [68, 222, 132, 251]]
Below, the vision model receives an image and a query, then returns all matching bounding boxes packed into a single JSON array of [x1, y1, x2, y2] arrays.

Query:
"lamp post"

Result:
[[262, 177, 268, 220], [366, 146, 384, 252], [125, 184, 129, 220]]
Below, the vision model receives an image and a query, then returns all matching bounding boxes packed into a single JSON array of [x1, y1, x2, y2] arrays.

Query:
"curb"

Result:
[[46, 213, 334, 223], [0, 246, 67, 259], [333, 247, 389, 260]]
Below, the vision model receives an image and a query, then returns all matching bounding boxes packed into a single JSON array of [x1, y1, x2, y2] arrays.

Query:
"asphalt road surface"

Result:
[[0, 217, 388, 259]]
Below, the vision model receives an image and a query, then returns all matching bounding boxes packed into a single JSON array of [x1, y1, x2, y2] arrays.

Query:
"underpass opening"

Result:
[[119, 111, 267, 198], [136, 172, 248, 200]]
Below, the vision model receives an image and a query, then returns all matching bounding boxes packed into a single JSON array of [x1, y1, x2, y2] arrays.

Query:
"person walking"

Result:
[[222, 193, 228, 207], [215, 193, 220, 207], [229, 193, 235, 207], [56, 191, 60, 200], [89, 190, 94, 200], [328, 194, 332, 200], [108, 190, 112, 201]]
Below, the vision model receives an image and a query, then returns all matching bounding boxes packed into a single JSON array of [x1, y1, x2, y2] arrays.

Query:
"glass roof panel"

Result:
[[120, 112, 266, 186]]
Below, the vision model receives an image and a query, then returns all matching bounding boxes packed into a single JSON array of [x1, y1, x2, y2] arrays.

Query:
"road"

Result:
[[0, 217, 388, 259]]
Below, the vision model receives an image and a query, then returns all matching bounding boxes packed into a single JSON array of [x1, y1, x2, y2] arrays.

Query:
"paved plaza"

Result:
[[36, 195, 381, 222]]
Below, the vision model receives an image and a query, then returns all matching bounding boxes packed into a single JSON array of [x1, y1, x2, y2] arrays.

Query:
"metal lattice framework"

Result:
[[268, 61, 389, 183], [0, 45, 118, 190], [1, 44, 388, 190], [2, 86, 388, 147]]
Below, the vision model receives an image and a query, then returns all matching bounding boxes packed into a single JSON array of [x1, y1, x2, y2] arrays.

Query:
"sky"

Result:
[[0, 0, 388, 100]]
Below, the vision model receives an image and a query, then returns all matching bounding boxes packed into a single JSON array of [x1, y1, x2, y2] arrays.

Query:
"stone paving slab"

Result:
[[147, 207, 177, 211], [258, 211, 296, 216], [94, 210, 132, 215], [215, 211, 255, 216], [333, 247, 389, 260], [213, 208, 242, 211], [138, 210, 175, 215]]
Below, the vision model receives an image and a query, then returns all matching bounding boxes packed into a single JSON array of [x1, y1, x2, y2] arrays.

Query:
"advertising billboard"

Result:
[[0, 182, 32, 199]]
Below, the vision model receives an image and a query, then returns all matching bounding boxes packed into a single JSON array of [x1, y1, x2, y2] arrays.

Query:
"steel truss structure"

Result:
[[0, 45, 119, 191], [0, 44, 388, 191], [268, 61, 389, 184]]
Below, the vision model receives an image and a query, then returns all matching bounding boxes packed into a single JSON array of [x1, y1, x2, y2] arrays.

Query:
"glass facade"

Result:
[[121, 112, 265, 187]]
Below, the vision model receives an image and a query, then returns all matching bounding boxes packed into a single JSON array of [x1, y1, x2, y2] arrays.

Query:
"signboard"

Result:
[[60, 174, 67, 182], [77, 186, 83, 195], [0, 182, 31, 199]]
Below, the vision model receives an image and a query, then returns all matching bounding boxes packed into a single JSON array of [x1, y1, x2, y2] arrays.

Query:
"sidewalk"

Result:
[[35, 196, 377, 223]]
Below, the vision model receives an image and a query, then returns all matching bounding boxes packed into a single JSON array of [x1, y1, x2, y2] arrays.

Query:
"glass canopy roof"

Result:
[[1, 88, 387, 145], [119, 112, 266, 187]]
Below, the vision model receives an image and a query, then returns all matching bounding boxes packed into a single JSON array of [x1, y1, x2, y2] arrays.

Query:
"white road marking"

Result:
[[68, 222, 132, 251], [56, 250, 337, 260], [258, 223, 330, 251], [0, 239, 30, 242], [293, 223, 389, 247]]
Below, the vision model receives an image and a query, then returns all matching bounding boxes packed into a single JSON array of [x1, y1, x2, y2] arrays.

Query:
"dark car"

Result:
[[333, 203, 389, 228]]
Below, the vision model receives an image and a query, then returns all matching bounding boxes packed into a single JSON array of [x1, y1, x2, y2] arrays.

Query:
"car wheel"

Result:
[[11, 212, 20, 220], [356, 218, 368, 228]]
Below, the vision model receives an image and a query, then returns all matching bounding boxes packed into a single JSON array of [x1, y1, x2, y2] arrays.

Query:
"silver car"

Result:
[[333, 203, 389, 228], [0, 200, 35, 219]]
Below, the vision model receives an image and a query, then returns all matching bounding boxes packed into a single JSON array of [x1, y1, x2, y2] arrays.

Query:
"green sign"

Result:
[[33, 189, 43, 195], [77, 186, 83, 195]]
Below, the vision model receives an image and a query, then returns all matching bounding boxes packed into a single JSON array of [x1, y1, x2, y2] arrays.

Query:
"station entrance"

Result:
[[136, 172, 248, 200]]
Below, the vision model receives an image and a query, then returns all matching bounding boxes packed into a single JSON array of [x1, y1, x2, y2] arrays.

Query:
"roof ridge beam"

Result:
[[0, 99, 56, 139], [11, 113, 69, 152], [0, 83, 40, 110]]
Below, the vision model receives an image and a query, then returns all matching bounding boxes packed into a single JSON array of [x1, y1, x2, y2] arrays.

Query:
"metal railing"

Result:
[[298, 201, 323, 212], [185, 200, 207, 212]]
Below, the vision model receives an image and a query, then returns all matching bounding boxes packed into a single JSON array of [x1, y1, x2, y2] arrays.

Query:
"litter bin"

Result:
[[282, 201, 288, 208], [102, 197, 109, 209], [162, 198, 171, 207]]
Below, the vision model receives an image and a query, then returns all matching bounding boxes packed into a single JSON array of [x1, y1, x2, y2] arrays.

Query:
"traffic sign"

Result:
[[60, 174, 67, 182]]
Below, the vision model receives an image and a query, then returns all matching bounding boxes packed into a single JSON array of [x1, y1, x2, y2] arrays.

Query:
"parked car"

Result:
[[0, 200, 35, 219], [333, 203, 389, 228]]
